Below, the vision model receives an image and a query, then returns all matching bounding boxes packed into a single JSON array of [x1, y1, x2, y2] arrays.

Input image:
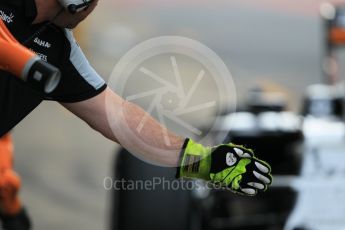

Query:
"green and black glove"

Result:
[[176, 139, 272, 196]]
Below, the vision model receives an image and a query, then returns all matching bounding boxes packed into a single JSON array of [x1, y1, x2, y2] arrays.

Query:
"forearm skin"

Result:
[[106, 91, 184, 167], [63, 88, 184, 167]]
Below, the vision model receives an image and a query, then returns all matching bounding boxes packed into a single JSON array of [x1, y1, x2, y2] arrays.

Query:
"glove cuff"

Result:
[[175, 138, 190, 179], [176, 139, 211, 180]]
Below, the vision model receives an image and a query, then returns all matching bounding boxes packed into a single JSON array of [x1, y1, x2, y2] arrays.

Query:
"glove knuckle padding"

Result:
[[210, 145, 252, 173], [210, 145, 260, 189], [210, 145, 239, 174], [228, 144, 254, 157]]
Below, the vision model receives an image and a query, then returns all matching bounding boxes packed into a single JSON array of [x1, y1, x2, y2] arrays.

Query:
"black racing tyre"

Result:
[[111, 148, 191, 230]]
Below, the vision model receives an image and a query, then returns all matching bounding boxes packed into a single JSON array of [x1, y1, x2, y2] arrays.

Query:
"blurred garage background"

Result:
[[11, 0, 345, 229]]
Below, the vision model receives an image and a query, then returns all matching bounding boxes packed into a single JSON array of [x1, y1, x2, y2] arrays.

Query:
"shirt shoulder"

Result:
[[43, 29, 106, 102]]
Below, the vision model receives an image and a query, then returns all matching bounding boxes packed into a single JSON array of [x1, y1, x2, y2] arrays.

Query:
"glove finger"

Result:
[[240, 173, 266, 191], [253, 158, 273, 185], [240, 188, 257, 196], [254, 161, 271, 174], [253, 171, 272, 185], [239, 162, 271, 191], [254, 158, 272, 173], [247, 182, 265, 190]]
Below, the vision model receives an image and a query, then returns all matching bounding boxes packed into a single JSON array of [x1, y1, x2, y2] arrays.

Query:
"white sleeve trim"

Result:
[[64, 29, 105, 90]]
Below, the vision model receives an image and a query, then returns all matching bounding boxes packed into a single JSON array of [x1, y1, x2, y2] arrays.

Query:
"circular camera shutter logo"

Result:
[[106, 36, 236, 165]]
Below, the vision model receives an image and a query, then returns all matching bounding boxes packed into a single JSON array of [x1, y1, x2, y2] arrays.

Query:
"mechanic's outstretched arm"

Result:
[[62, 87, 272, 195], [62, 87, 183, 166]]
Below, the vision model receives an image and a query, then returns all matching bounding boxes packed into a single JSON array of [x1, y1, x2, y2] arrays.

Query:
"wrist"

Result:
[[176, 139, 212, 180]]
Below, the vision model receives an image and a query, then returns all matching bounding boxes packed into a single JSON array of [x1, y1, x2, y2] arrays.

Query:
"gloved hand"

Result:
[[176, 139, 272, 196]]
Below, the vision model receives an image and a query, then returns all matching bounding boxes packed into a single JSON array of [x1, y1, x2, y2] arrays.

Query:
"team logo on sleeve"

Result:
[[33, 38, 51, 49]]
